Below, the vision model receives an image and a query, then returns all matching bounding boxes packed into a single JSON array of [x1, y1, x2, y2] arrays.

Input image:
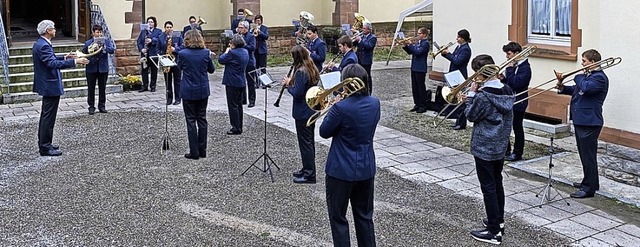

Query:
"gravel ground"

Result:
[[0, 108, 570, 246]]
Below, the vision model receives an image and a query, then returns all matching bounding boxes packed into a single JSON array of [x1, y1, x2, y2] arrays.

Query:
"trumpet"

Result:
[[305, 77, 366, 126], [394, 37, 417, 46], [513, 57, 622, 105], [251, 23, 260, 36], [432, 41, 454, 59]]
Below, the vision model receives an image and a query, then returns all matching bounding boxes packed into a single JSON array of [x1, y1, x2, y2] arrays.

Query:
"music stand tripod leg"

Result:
[[534, 138, 571, 207]]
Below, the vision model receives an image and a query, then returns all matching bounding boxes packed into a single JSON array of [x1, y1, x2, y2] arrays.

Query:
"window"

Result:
[[528, 0, 572, 45]]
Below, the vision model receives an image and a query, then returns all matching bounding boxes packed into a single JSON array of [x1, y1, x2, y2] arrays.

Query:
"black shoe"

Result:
[[570, 190, 594, 199], [482, 218, 505, 234], [292, 170, 304, 178], [51, 144, 60, 150], [184, 153, 200, 160], [416, 107, 427, 113], [88, 108, 95, 115], [293, 176, 316, 184], [150, 88, 156, 92], [572, 182, 583, 188], [504, 153, 522, 161], [40, 149, 62, 156], [138, 88, 148, 92], [98, 109, 108, 113], [248, 103, 255, 108], [470, 229, 502, 245], [173, 101, 181, 105], [199, 153, 206, 158], [409, 106, 419, 112], [226, 129, 242, 135], [453, 125, 466, 130], [166, 101, 172, 105]]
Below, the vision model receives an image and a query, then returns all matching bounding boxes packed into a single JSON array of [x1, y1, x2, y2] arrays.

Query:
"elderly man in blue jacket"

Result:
[[353, 22, 377, 94], [32, 20, 89, 156], [219, 34, 249, 135], [82, 25, 115, 115], [558, 49, 609, 199], [320, 64, 380, 247]]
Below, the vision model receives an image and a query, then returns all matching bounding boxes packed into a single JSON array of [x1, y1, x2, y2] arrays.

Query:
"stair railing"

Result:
[[0, 10, 10, 95], [90, 3, 117, 77]]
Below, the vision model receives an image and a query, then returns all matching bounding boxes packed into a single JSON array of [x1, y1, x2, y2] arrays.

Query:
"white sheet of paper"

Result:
[[159, 57, 176, 67], [444, 70, 465, 87], [320, 72, 341, 89], [258, 74, 274, 86]]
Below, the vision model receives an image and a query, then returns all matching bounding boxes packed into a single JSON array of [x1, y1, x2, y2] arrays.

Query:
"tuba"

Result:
[[305, 77, 366, 126], [197, 16, 207, 27], [295, 11, 315, 46]]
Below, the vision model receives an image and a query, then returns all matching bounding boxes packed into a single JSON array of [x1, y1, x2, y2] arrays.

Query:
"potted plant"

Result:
[[116, 74, 142, 91]]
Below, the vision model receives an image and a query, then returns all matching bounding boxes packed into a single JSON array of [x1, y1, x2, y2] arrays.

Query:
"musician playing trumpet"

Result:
[[353, 22, 377, 94], [556, 49, 609, 199], [402, 27, 430, 113], [325, 35, 358, 72], [281, 46, 320, 184], [83, 25, 115, 115], [252, 15, 269, 75]]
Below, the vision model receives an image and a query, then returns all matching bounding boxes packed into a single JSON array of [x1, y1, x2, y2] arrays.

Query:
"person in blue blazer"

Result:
[[238, 21, 257, 107], [32, 20, 89, 156], [499, 42, 531, 161], [159, 21, 185, 105], [557, 49, 609, 199], [82, 25, 115, 115], [327, 36, 358, 73], [305, 25, 326, 73], [442, 29, 472, 129], [219, 34, 249, 135], [320, 64, 380, 247], [231, 9, 252, 34], [177, 30, 216, 160], [402, 27, 430, 113], [353, 22, 377, 94], [136, 16, 163, 92], [281, 46, 321, 184], [181, 16, 203, 39], [252, 15, 269, 75]]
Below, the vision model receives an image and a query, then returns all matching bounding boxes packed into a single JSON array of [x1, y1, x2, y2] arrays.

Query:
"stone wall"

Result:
[[112, 20, 431, 76], [599, 142, 640, 187]]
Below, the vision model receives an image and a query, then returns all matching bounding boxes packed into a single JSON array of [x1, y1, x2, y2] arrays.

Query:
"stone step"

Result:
[[6, 52, 86, 65], [0, 64, 38, 74], [0, 68, 86, 83], [0, 75, 119, 94], [1, 84, 123, 104], [8, 44, 85, 56]]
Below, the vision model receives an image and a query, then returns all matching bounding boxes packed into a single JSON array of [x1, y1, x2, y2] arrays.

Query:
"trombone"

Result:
[[432, 46, 537, 127], [513, 56, 622, 105], [305, 77, 366, 126]]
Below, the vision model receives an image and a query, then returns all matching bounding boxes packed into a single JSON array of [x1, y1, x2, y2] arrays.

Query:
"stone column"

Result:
[[125, 0, 143, 39], [332, 0, 359, 26]]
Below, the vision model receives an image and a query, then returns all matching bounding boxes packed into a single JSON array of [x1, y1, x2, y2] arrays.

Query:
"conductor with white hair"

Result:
[[32, 20, 89, 156]]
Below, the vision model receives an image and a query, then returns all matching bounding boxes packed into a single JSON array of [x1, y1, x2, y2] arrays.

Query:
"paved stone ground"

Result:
[[1, 61, 639, 246]]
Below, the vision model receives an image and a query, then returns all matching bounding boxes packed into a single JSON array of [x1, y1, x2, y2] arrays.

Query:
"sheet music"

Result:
[[320, 72, 341, 89], [444, 70, 465, 87], [159, 56, 177, 67], [258, 74, 274, 86]]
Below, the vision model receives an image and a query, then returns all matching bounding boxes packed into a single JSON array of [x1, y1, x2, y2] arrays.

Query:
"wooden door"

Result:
[[77, 0, 90, 42]]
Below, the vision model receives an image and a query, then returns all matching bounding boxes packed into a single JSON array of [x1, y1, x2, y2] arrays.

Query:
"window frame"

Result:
[[527, 0, 572, 46]]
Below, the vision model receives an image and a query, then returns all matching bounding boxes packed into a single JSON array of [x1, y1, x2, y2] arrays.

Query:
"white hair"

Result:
[[37, 20, 55, 35], [238, 21, 249, 29], [363, 22, 373, 30]]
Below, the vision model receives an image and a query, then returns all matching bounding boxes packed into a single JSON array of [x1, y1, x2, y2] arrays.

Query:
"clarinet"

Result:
[[274, 65, 295, 107]]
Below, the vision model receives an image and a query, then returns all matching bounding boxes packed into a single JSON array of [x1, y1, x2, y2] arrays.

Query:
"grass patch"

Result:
[[265, 46, 411, 68]]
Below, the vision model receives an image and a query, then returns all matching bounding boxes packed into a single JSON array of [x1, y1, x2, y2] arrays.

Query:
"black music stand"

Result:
[[150, 55, 178, 155], [535, 137, 571, 207], [241, 67, 280, 182]]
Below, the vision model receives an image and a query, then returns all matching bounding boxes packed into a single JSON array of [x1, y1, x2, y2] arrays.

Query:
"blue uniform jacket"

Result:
[[82, 37, 115, 74], [332, 49, 358, 72], [287, 69, 316, 120], [558, 70, 609, 126], [242, 33, 256, 68], [254, 25, 269, 54], [443, 43, 472, 78], [31, 37, 77, 97], [177, 48, 215, 100], [181, 25, 202, 38], [319, 95, 381, 181], [218, 48, 249, 88], [307, 38, 327, 72], [501, 59, 531, 112], [231, 18, 252, 34], [136, 28, 163, 57], [402, 39, 430, 73], [159, 33, 185, 63], [355, 33, 377, 65]]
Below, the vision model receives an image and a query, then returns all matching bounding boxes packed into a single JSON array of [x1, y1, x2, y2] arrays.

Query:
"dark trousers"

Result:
[[410, 71, 428, 108], [454, 105, 467, 127], [243, 65, 257, 104], [574, 125, 602, 193], [86, 72, 108, 110], [225, 86, 244, 132], [295, 120, 316, 177], [38, 96, 60, 152], [255, 52, 267, 74], [474, 156, 505, 235], [164, 67, 182, 103], [183, 98, 208, 157], [141, 57, 158, 90], [326, 175, 376, 247], [507, 110, 525, 156], [361, 63, 373, 94]]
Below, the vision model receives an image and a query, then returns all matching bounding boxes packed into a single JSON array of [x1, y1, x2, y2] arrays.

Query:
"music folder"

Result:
[[158, 56, 176, 67], [444, 70, 465, 88], [258, 74, 275, 87]]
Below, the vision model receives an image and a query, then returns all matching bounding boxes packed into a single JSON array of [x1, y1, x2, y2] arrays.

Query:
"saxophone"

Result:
[[163, 33, 174, 73]]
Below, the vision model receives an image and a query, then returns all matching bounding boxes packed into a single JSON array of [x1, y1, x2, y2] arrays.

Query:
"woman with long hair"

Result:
[[177, 30, 216, 159], [282, 45, 320, 184]]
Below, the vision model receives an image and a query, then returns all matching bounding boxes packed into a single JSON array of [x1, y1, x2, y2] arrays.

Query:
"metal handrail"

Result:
[[90, 3, 117, 76], [0, 11, 11, 93]]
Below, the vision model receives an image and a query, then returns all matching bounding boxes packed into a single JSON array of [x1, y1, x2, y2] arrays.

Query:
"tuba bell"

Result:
[[197, 16, 207, 27], [243, 9, 254, 18], [305, 77, 366, 126]]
